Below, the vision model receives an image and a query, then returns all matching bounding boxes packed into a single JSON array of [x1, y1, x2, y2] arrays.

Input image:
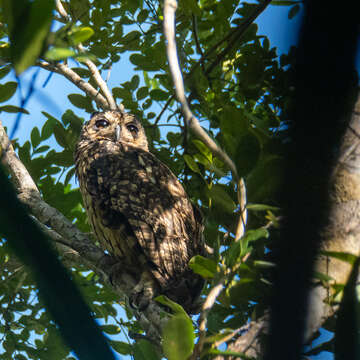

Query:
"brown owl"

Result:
[[74, 110, 205, 313]]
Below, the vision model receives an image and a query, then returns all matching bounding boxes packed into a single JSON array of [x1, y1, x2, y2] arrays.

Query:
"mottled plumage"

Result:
[[74, 110, 204, 313]]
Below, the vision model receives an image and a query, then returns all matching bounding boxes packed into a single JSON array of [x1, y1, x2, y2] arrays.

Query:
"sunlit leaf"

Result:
[[189, 255, 217, 279], [162, 315, 194, 360]]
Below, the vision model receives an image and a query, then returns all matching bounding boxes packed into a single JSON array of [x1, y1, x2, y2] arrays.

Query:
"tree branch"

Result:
[[55, 2, 118, 111], [38, 61, 110, 110], [163, 0, 239, 183]]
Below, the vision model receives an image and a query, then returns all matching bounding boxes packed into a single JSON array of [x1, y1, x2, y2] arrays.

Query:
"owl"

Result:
[[74, 110, 205, 313]]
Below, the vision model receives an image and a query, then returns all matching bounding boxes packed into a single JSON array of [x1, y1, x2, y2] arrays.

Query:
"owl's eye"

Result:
[[127, 124, 138, 135], [95, 119, 110, 128]]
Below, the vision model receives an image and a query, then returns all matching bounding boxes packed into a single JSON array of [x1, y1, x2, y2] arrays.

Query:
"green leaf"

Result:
[[189, 255, 217, 279], [45, 47, 76, 61], [136, 86, 148, 100], [320, 251, 358, 265], [0, 82, 17, 103], [234, 131, 261, 177], [109, 340, 132, 355], [53, 123, 68, 148], [69, 27, 94, 45], [206, 184, 236, 214], [0, 105, 28, 114], [30, 127, 41, 148], [162, 314, 195, 360], [100, 325, 120, 335], [41, 112, 59, 140], [68, 93, 93, 112], [253, 260, 276, 269], [181, 0, 201, 16], [246, 203, 280, 211], [2, 0, 54, 74], [149, 89, 169, 101], [130, 54, 159, 71], [155, 295, 187, 316], [0, 65, 11, 79], [183, 154, 200, 174], [192, 139, 212, 161], [130, 75, 140, 90], [137, 9, 149, 23], [133, 339, 160, 360]]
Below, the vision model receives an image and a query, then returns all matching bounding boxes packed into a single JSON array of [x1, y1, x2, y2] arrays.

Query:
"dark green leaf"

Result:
[[100, 325, 120, 335], [137, 9, 149, 23], [30, 127, 41, 148], [136, 86, 148, 100], [68, 93, 93, 112], [0, 105, 29, 114], [133, 340, 160, 360], [130, 75, 140, 90], [0, 65, 11, 79], [149, 89, 169, 101], [206, 184, 236, 214], [0, 82, 17, 103], [53, 123, 68, 148], [110, 340, 132, 355]]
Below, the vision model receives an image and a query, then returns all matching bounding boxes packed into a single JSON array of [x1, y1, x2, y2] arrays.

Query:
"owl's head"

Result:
[[80, 110, 148, 151]]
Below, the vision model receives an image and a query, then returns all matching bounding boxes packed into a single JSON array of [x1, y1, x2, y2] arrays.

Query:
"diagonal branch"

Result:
[[38, 61, 109, 110], [55, 1, 117, 110]]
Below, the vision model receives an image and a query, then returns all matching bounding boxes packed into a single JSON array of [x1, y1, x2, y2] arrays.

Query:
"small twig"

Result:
[[190, 279, 226, 360], [55, 0, 69, 20], [77, 44, 118, 110], [38, 61, 109, 110], [235, 178, 248, 240], [212, 323, 251, 348], [205, 0, 272, 76], [154, 94, 175, 125], [163, 0, 239, 182]]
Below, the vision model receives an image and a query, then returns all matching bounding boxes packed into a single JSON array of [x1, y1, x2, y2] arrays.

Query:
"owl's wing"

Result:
[[85, 146, 202, 288]]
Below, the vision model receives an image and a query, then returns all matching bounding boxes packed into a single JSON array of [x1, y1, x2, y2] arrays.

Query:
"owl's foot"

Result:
[[129, 273, 157, 311]]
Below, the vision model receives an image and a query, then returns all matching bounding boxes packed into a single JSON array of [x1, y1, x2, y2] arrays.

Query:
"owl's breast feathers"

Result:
[[75, 138, 205, 310]]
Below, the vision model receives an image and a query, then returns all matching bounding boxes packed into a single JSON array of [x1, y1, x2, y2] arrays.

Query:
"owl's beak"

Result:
[[115, 125, 121, 142]]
